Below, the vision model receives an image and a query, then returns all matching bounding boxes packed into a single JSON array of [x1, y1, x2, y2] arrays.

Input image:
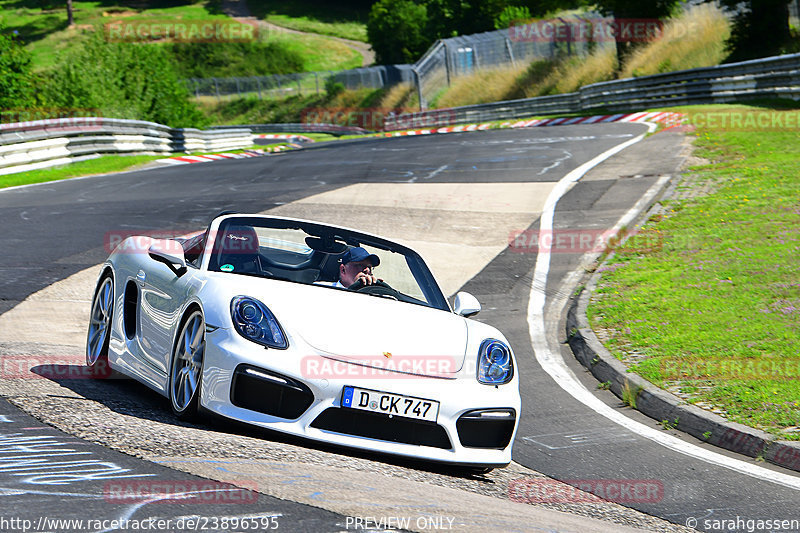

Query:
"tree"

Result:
[[592, 0, 681, 68], [0, 26, 34, 111], [518, 0, 592, 17], [495, 6, 532, 30], [67, 0, 74, 26], [425, 0, 507, 39], [715, 0, 792, 61], [367, 0, 429, 64]]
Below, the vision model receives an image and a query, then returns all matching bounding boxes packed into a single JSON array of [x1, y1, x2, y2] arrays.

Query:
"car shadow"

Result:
[[31, 363, 496, 481]]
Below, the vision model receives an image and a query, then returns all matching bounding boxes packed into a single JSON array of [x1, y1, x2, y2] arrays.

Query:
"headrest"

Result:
[[220, 225, 259, 255]]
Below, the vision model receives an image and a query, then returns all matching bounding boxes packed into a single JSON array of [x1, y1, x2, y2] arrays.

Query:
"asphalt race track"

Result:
[[1, 124, 798, 532]]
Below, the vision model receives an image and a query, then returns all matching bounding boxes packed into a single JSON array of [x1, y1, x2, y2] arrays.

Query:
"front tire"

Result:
[[86, 274, 113, 378], [169, 309, 205, 419]]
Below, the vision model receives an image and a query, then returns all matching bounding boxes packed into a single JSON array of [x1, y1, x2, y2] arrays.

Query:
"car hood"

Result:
[[219, 277, 468, 377]]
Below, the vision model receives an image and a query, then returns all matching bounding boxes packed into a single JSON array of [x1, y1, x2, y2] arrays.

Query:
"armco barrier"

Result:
[[0, 117, 253, 176], [384, 52, 800, 130], [209, 123, 373, 135]]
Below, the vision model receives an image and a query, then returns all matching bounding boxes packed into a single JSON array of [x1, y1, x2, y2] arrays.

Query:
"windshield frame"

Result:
[[202, 215, 451, 312]]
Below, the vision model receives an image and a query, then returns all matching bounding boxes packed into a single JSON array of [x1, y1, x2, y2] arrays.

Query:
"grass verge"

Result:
[[2, 0, 362, 73], [619, 3, 730, 78], [0, 155, 165, 189], [587, 104, 800, 439], [273, 32, 362, 72], [1, 0, 228, 69], [430, 2, 730, 109], [247, 0, 368, 42]]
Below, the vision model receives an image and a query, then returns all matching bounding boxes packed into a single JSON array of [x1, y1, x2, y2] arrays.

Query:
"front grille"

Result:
[[230, 365, 314, 420], [310, 408, 452, 449]]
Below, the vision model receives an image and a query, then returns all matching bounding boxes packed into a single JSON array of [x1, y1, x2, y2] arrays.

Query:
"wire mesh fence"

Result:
[[186, 66, 417, 101], [186, 72, 326, 100], [186, 12, 610, 107], [412, 14, 613, 108]]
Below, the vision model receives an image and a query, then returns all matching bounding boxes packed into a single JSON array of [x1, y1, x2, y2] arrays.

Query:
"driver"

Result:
[[334, 247, 381, 288]]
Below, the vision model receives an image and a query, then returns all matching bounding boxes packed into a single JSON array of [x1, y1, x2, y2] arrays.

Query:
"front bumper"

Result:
[[201, 329, 521, 467]]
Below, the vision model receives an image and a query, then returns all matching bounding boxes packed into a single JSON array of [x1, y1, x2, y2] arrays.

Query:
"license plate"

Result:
[[341, 386, 439, 423]]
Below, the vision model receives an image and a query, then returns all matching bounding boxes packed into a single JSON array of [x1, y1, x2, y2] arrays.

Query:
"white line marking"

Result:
[[537, 151, 572, 176], [408, 164, 448, 183], [526, 123, 800, 490]]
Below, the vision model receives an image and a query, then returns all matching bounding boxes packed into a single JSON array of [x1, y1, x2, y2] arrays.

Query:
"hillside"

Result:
[[434, 3, 730, 108], [0, 0, 367, 72], [206, 3, 733, 125]]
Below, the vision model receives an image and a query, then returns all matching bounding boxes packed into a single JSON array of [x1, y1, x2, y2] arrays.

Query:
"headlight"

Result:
[[477, 339, 513, 385], [231, 296, 288, 349]]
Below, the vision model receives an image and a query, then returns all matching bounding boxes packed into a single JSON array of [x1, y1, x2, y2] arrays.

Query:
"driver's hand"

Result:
[[355, 272, 380, 285]]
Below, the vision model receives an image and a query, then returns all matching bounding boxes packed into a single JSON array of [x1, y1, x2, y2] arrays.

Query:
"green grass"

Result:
[[1, 0, 229, 69], [0, 154, 165, 189], [247, 0, 368, 42], [588, 104, 800, 439], [263, 14, 366, 42], [201, 86, 390, 126], [1, 0, 362, 72], [273, 32, 362, 72]]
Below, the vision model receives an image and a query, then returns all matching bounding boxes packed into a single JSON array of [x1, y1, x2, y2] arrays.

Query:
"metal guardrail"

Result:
[[383, 52, 800, 130], [0, 117, 253, 176], [209, 123, 372, 135], [7, 52, 798, 176], [187, 66, 416, 100]]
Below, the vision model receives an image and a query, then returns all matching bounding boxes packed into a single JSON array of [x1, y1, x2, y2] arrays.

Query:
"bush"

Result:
[[324, 76, 345, 98], [494, 6, 532, 30], [169, 41, 305, 79], [0, 25, 34, 109], [42, 34, 205, 128]]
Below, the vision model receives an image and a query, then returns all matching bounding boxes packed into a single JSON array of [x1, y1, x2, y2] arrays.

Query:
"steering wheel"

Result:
[[347, 279, 400, 300]]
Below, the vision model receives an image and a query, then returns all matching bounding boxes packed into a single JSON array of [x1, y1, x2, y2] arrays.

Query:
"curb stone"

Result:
[[565, 206, 800, 473], [382, 111, 684, 137]]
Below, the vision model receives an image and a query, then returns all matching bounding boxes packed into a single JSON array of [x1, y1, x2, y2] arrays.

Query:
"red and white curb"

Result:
[[156, 137, 310, 166], [157, 112, 685, 166], [157, 150, 267, 166], [385, 111, 685, 137], [257, 134, 315, 143]]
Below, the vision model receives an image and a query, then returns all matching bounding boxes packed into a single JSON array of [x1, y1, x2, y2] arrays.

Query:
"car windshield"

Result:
[[207, 216, 449, 312]]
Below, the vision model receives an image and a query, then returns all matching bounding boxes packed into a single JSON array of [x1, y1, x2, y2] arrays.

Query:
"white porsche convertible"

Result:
[[86, 213, 520, 468]]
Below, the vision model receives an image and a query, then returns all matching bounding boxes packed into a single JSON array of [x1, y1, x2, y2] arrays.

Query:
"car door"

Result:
[[137, 252, 195, 375]]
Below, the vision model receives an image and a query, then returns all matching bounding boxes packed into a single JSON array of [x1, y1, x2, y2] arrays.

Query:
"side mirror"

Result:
[[148, 242, 187, 276], [453, 291, 481, 317]]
